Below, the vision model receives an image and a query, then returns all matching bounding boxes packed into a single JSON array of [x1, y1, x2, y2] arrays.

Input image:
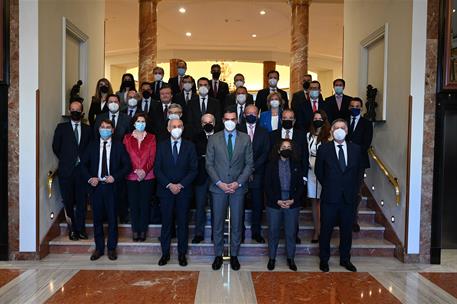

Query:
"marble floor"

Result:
[[0, 251, 456, 303]]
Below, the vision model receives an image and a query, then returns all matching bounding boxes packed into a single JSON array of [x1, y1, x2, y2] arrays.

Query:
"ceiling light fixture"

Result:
[[260, 10, 266, 15], [185, 32, 192, 37], [179, 7, 186, 14]]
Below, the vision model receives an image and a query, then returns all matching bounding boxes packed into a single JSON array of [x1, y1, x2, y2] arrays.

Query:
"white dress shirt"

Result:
[[71, 120, 81, 144], [350, 114, 361, 130], [109, 112, 118, 127], [271, 115, 279, 131], [142, 97, 152, 112], [237, 103, 245, 119], [334, 140, 348, 165], [281, 128, 294, 139], [199, 96, 208, 111], [246, 123, 256, 142], [98, 138, 112, 180], [170, 137, 182, 154]]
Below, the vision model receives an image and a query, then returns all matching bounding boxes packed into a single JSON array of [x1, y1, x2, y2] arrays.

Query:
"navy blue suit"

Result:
[[291, 91, 328, 130], [315, 141, 361, 263], [80, 139, 131, 253], [154, 139, 198, 256]]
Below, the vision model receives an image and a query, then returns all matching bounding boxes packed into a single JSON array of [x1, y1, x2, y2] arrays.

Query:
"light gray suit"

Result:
[[206, 130, 254, 256]]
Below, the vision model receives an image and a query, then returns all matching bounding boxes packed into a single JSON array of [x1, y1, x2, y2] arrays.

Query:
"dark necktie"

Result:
[[238, 105, 243, 122], [185, 92, 190, 103], [201, 98, 206, 114], [74, 123, 79, 145], [213, 81, 218, 97], [129, 110, 134, 117], [155, 82, 159, 93], [227, 133, 233, 160], [350, 117, 356, 134], [163, 104, 168, 120], [144, 100, 149, 113], [172, 141, 178, 164], [338, 144, 346, 172], [111, 114, 116, 128], [101, 141, 108, 178]]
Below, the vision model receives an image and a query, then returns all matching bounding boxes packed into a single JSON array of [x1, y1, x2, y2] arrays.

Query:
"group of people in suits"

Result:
[[52, 60, 373, 272]]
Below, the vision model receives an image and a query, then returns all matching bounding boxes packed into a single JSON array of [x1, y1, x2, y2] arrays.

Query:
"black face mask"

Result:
[[100, 85, 109, 94], [123, 80, 134, 88], [203, 123, 214, 133], [282, 120, 293, 130], [280, 149, 292, 159], [303, 81, 310, 90], [313, 120, 324, 129], [70, 111, 82, 121], [142, 91, 151, 99], [245, 115, 257, 124], [212, 72, 221, 80]]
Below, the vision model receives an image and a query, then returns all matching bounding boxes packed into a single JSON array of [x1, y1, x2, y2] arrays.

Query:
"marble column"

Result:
[[263, 61, 276, 88], [169, 58, 180, 78], [138, 0, 160, 83], [289, 0, 309, 94]]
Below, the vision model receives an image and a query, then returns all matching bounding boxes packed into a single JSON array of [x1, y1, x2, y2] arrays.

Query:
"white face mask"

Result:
[[128, 98, 138, 107], [333, 128, 346, 141], [171, 127, 183, 139], [108, 102, 119, 113], [235, 80, 244, 88], [183, 83, 193, 92], [224, 120, 236, 132], [154, 73, 163, 82], [236, 94, 247, 105], [168, 113, 181, 120], [268, 78, 278, 87], [199, 86, 209, 96], [270, 99, 280, 109]]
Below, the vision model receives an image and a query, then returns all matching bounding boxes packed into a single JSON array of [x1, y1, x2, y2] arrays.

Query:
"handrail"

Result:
[[47, 170, 58, 199], [368, 146, 401, 205]]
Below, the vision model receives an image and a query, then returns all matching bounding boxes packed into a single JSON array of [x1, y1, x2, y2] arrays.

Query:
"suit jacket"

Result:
[[80, 139, 131, 187], [264, 159, 305, 209], [153, 139, 198, 198], [88, 97, 109, 126], [255, 88, 289, 113], [325, 94, 352, 123], [151, 80, 168, 100], [224, 93, 254, 111], [209, 80, 230, 104], [237, 123, 270, 188], [168, 76, 181, 95], [192, 130, 212, 185], [173, 91, 193, 109], [346, 116, 373, 169], [259, 110, 282, 132], [291, 90, 327, 130], [187, 96, 222, 136], [52, 121, 92, 178], [315, 141, 362, 205], [205, 130, 254, 193], [94, 111, 131, 142], [149, 101, 171, 142]]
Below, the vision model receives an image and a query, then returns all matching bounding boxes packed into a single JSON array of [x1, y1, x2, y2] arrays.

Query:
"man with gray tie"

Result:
[[206, 107, 253, 271]]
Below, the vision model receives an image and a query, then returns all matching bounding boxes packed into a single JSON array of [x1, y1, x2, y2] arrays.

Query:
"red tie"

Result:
[[312, 100, 318, 112]]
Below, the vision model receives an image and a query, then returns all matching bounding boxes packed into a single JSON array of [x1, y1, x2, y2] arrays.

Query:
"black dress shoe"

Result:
[[230, 256, 240, 271], [319, 261, 329, 272], [69, 232, 79, 241], [132, 232, 139, 242], [178, 254, 188, 267], [267, 259, 275, 271], [90, 250, 103, 261], [192, 235, 204, 244], [139, 232, 146, 242], [78, 231, 88, 240], [158, 255, 170, 266], [252, 234, 266, 243], [287, 258, 297, 271], [340, 261, 357, 272], [295, 236, 301, 244], [212, 256, 223, 270], [108, 250, 117, 261], [352, 223, 361, 233]]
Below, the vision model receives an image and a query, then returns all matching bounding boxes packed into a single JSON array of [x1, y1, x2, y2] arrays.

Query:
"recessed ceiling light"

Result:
[[251, 34, 257, 38], [260, 10, 266, 15], [185, 32, 192, 37], [179, 7, 186, 14]]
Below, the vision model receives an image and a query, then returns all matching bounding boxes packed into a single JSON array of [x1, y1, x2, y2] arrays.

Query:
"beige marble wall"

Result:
[[289, 0, 309, 95], [138, 0, 159, 83]]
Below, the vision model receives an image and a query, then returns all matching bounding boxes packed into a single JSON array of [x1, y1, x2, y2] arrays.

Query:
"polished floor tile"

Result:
[[0, 269, 23, 288], [251, 272, 401, 304], [420, 272, 457, 299], [45, 270, 199, 304]]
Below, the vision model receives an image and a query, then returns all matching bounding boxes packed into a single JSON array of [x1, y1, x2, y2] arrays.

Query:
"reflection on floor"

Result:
[[0, 250, 455, 303]]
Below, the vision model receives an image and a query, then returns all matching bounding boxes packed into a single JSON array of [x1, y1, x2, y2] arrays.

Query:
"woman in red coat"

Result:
[[123, 113, 157, 242]]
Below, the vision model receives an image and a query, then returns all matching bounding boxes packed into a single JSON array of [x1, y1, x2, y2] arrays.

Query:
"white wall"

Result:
[[344, 0, 413, 243], [38, 0, 105, 242]]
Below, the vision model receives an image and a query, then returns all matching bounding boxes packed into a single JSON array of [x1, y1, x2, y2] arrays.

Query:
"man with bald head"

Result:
[[154, 119, 198, 267]]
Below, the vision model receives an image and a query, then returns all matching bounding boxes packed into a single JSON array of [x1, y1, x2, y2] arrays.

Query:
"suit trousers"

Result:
[[58, 167, 87, 233], [319, 202, 354, 263], [159, 193, 190, 256], [249, 185, 264, 236], [127, 179, 154, 233], [92, 183, 118, 252], [212, 191, 245, 257], [353, 169, 366, 224], [267, 207, 299, 259], [117, 180, 129, 222], [194, 178, 210, 237]]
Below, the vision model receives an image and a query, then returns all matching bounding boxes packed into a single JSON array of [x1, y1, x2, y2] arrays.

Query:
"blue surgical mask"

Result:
[[99, 128, 112, 140], [310, 90, 320, 99], [134, 121, 146, 132], [350, 108, 361, 117], [334, 86, 344, 95], [177, 68, 186, 76]]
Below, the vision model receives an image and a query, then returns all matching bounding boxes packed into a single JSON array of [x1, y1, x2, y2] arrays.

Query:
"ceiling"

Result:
[[105, 0, 343, 69]]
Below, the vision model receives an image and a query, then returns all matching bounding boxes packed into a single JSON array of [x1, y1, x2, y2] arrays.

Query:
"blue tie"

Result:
[[338, 145, 346, 172], [173, 141, 178, 164]]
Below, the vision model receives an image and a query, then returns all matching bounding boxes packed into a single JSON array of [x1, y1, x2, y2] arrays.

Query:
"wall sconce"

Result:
[[371, 185, 375, 191], [364, 172, 367, 178], [391, 216, 395, 223], [50, 212, 55, 220], [380, 200, 384, 206]]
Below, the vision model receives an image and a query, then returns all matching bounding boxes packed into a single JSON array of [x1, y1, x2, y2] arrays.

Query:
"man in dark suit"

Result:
[[123, 90, 142, 119], [94, 94, 131, 142], [52, 100, 92, 241], [325, 78, 352, 123], [292, 80, 328, 130], [238, 105, 270, 243], [151, 67, 168, 100], [80, 119, 131, 261], [224, 73, 254, 110], [191, 113, 216, 244], [228, 86, 254, 126], [209, 64, 230, 105], [139, 82, 154, 114], [149, 86, 175, 142], [168, 59, 187, 95], [346, 97, 373, 232], [206, 107, 254, 271], [154, 118, 198, 267], [255, 70, 289, 112], [187, 77, 222, 137], [315, 119, 362, 273], [173, 75, 195, 108]]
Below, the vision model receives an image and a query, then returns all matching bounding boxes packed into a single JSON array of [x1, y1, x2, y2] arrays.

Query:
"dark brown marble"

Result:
[[138, 0, 159, 83], [420, 272, 457, 299], [289, 0, 309, 94], [252, 272, 401, 304], [0, 269, 22, 288], [45, 270, 199, 304]]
